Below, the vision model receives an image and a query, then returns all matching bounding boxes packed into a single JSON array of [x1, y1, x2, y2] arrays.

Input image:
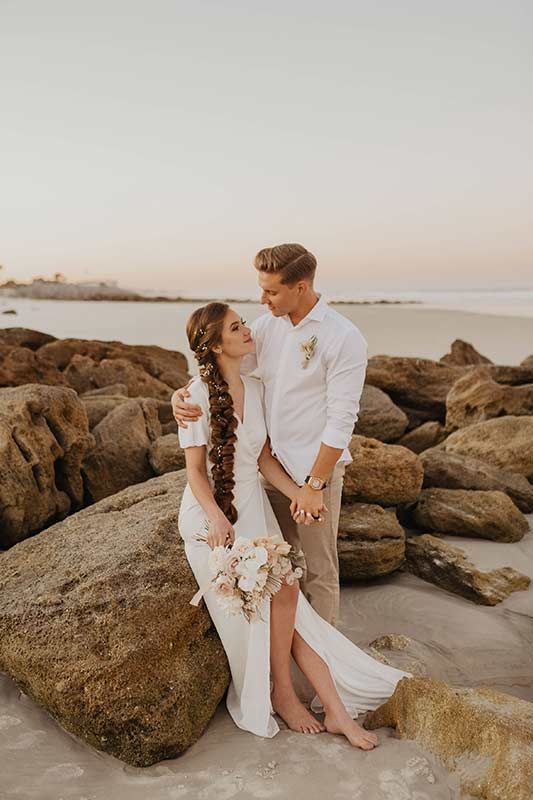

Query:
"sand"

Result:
[[1, 306, 532, 799]]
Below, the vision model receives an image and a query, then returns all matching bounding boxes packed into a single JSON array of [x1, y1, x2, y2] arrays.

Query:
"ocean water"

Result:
[[1, 290, 533, 367]]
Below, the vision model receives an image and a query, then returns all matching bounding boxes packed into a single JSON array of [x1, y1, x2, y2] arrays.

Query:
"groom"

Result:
[[172, 243, 368, 627]]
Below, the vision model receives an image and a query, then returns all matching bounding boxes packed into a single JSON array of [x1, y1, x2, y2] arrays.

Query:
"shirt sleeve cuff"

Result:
[[321, 426, 351, 450]]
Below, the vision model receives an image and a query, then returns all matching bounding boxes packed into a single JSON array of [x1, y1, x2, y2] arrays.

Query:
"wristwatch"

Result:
[[304, 475, 327, 491]]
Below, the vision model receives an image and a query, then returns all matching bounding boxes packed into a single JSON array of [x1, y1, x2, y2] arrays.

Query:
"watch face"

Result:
[[310, 478, 321, 489]]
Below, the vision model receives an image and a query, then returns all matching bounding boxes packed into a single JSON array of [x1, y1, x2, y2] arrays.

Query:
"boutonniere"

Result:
[[300, 335, 318, 368]]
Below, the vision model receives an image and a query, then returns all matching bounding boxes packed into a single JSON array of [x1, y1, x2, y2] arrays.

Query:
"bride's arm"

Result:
[[183, 445, 235, 547], [258, 439, 299, 502]]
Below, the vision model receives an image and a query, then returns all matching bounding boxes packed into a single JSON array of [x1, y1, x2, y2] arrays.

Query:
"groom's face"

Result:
[[258, 272, 299, 317]]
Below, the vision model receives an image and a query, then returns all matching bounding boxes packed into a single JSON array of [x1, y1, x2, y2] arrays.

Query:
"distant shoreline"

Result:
[[0, 280, 421, 305]]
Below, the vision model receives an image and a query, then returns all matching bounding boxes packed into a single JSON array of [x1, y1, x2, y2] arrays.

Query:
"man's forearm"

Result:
[[308, 442, 344, 482]]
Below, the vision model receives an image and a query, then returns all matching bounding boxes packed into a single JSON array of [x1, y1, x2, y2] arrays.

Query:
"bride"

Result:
[[178, 301, 412, 749]]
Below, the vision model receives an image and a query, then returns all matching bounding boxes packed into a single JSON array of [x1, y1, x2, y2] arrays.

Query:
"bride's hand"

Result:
[[207, 515, 235, 549]]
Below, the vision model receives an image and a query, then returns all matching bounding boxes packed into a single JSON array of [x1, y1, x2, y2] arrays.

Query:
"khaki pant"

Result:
[[263, 463, 345, 627]]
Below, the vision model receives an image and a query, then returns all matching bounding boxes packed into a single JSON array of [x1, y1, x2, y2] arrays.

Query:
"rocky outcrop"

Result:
[[149, 433, 185, 475], [82, 398, 162, 502], [439, 339, 492, 365], [365, 678, 533, 800], [337, 503, 405, 580], [420, 450, 533, 513], [405, 534, 531, 604], [405, 488, 529, 542], [343, 436, 424, 506], [0, 328, 57, 350], [64, 355, 176, 400], [446, 367, 533, 431], [0, 344, 66, 388], [353, 385, 408, 442], [365, 356, 466, 421], [0, 384, 94, 548], [439, 416, 533, 480], [396, 421, 446, 454], [0, 471, 230, 767]]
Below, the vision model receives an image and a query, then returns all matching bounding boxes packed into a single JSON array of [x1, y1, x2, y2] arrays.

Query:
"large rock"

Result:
[[0, 327, 57, 350], [343, 436, 424, 506], [446, 366, 533, 431], [396, 421, 446, 454], [439, 339, 492, 365], [365, 356, 466, 421], [64, 355, 176, 400], [39, 337, 189, 388], [0, 384, 94, 548], [337, 503, 405, 580], [420, 450, 533, 513], [522, 355, 533, 368], [82, 398, 162, 502], [406, 488, 529, 542], [0, 344, 66, 388], [440, 416, 533, 480], [149, 433, 185, 475], [353, 385, 408, 442], [365, 678, 533, 800], [0, 471, 230, 766], [405, 533, 531, 605]]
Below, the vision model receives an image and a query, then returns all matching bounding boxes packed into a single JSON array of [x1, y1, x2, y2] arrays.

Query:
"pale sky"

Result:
[[1, 0, 532, 296]]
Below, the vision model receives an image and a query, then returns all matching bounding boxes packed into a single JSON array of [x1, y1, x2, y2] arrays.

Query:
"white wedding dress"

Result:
[[178, 374, 412, 738]]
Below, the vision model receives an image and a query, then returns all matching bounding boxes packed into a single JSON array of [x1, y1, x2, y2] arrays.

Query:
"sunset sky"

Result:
[[1, 1, 532, 297]]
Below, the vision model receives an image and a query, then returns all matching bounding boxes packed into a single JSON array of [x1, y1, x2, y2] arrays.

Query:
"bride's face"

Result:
[[214, 309, 255, 358]]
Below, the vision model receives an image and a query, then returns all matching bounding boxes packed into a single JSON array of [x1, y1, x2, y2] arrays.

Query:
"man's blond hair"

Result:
[[254, 243, 317, 285]]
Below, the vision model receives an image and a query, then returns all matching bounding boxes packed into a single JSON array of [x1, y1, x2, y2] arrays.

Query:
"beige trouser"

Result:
[[263, 463, 346, 627]]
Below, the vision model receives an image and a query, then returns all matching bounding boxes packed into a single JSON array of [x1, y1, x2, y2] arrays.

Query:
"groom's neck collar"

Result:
[[285, 293, 327, 328]]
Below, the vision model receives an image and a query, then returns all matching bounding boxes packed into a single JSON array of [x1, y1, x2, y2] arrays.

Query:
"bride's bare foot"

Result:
[[272, 688, 325, 734], [324, 710, 379, 750]]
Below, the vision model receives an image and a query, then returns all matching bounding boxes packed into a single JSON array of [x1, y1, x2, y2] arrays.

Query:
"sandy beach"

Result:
[[1, 303, 532, 800]]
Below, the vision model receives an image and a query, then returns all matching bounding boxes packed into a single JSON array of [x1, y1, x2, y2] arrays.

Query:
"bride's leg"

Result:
[[270, 581, 325, 733], [291, 631, 379, 750]]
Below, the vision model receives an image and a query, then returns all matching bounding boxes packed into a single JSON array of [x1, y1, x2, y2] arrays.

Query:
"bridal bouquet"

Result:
[[190, 533, 304, 622]]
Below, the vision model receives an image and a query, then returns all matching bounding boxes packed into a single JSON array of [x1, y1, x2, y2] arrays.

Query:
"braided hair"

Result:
[[186, 303, 238, 524]]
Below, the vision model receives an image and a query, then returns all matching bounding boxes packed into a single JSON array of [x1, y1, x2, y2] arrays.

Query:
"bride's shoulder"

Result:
[[186, 376, 210, 406]]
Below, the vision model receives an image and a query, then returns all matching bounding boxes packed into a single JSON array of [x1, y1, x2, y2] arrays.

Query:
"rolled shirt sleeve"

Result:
[[321, 328, 368, 450]]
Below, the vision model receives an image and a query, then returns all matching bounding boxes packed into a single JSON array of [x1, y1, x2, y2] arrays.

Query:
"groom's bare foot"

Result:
[[272, 688, 325, 734], [324, 710, 379, 750]]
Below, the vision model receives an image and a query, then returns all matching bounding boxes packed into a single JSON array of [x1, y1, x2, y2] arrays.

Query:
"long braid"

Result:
[[187, 303, 239, 524]]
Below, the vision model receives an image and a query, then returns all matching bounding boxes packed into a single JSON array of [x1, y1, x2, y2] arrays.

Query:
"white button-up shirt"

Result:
[[242, 295, 368, 485]]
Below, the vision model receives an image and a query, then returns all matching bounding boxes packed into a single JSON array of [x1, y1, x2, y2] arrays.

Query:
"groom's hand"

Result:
[[171, 382, 202, 429], [290, 485, 328, 526]]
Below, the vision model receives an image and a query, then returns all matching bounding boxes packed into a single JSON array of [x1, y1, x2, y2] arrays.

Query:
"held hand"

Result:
[[207, 515, 235, 549], [171, 380, 203, 429], [290, 486, 328, 526]]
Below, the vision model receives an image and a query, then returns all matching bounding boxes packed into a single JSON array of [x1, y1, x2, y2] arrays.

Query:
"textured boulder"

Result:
[[396, 421, 446, 454], [440, 416, 533, 479], [365, 678, 533, 800], [82, 398, 162, 502], [0, 384, 94, 548], [405, 533, 531, 604], [440, 339, 492, 366], [365, 356, 466, 421], [0, 327, 57, 350], [337, 503, 405, 579], [343, 436, 424, 506], [149, 433, 185, 475], [446, 366, 533, 431], [353, 385, 408, 442], [420, 450, 533, 513], [0, 471, 230, 767], [64, 355, 175, 400], [81, 383, 129, 397], [406, 488, 529, 542], [0, 344, 66, 388], [39, 337, 189, 388]]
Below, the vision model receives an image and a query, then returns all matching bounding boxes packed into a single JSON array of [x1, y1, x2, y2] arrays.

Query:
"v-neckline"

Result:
[[233, 377, 247, 427]]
